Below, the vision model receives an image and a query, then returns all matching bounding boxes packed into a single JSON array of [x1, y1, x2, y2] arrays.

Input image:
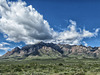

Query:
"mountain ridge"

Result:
[[2, 42, 100, 58]]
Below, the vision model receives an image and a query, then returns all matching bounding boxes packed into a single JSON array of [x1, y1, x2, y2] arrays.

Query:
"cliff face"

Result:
[[3, 42, 100, 58]]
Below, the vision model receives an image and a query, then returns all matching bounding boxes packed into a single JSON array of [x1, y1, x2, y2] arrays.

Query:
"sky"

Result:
[[0, 0, 100, 56]]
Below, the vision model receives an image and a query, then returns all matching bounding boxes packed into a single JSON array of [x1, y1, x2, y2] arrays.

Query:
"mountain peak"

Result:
[[14, 47, 20, 50]]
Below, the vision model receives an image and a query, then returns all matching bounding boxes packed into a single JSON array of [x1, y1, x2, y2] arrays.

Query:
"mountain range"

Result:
[[2, 42, 100, 58]]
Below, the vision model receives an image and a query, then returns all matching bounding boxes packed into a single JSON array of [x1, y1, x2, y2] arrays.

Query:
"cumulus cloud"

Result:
[[0, 42, 11, 52], [49, 20, 99, 45], [0, 0, 54, 44], [0, 0, 99, 45]]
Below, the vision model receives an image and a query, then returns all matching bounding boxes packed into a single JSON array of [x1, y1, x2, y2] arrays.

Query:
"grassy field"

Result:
[[0, 57, 100, 75]]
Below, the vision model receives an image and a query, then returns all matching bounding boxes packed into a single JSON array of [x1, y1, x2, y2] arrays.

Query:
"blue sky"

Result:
[[0, 0, 100, 55]]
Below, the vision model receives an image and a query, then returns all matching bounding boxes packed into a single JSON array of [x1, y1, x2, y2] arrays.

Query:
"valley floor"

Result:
[[0, 57, 100, 75]]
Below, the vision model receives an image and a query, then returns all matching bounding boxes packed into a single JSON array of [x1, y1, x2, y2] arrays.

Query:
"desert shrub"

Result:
[[59, 63, 64, 66]]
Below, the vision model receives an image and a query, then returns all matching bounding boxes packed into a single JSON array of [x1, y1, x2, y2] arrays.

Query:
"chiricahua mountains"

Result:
[[2, 42, 100, 59]]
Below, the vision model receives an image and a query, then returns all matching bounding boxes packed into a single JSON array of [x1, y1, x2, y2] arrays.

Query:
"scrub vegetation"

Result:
[[0, 57, 100, 75]]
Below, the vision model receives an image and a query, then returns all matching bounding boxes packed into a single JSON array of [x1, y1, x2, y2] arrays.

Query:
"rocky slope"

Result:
[[3, 42, 100, 58]]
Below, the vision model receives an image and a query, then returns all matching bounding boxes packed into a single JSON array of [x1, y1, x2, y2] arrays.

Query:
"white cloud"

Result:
[[49, 20, 99, 45], [0, 42, 10, 47], [0, 42, 11, 52], [0, 0, 99, 45], [0, 54, 2, 56], [0, 0, 54, 44], [83, 41, 88, 47]]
